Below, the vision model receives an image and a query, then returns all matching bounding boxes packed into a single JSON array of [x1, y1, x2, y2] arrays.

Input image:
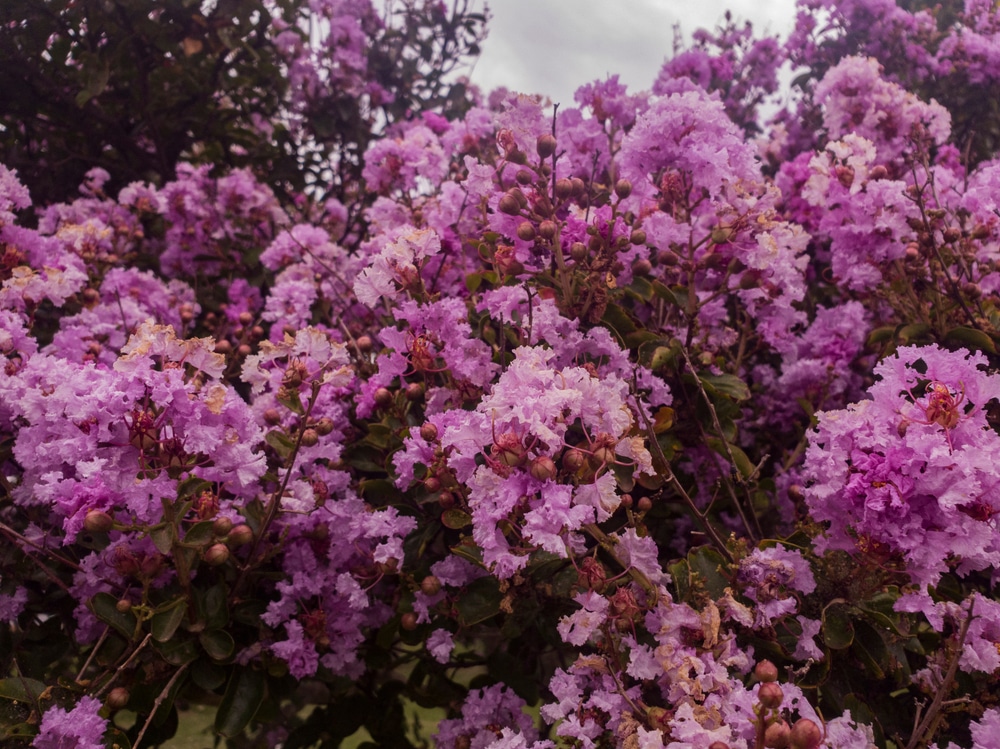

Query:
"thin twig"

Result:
[[905, 598, 975, 749], [133, 663, 189, 749]]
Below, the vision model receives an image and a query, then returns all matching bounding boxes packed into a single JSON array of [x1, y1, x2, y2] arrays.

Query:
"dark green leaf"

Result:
[[455, 576, 502, 627], [191, 660, 227, 692], [265, 430, 296, 459], [823, 603, 855, 650], [92, 592, 137, 640], [150, 524, 175, 555], [0, 677, 46, 703], [688, 547, 729, 599], [699, 373, 751, 402], [151, 599, 187, 642], [441, 509, 471, 530], [199, 630, 235, 661], [944, 325, 997, 353], [215, 667, 266, 738]]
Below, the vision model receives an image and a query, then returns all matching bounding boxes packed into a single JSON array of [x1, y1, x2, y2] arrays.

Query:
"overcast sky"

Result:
[[467, 0, 799, 109]]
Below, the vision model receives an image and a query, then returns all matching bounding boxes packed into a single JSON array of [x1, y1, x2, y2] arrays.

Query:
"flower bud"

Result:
[[82, 287, 100, 305], [570, 242, 588, 262], [356, 335, 374, 352], [571, 177, 586, 195], [562, 448, 586, 472], [374, 387, 394, 409], [214, 339, 233, 355], [107, 687, 131, 710], [315, 417, 335, 436], [754, 659, 779, 683], [227, 524, 254, 547], [515, 168, 534, 185], [517, 222, 536, 241], [83, 509, 114, 533], [116, 598, 133, 613], [614, 179, 632, 199], [555, 178, 574, 200], [424, 476, 441, 493], [630, 229, 647, 245], [238, 311, 253, 326], [204, 543, 230, 566], [789, 719, 822, 749], [708, 743, 731, 749], [632, 258, 652, 276], [405, 382, 425, 401], [212, 516, 233, 537], [637, 496, 653, 512], [300, 428, 319, 447], [498, 193, 521, 216], [528, 455, 558, 482], [868, 165, 888, 180], [538, 220, 557, 241], [420, 575, 442, 596], [419, 422, 439, 442], [764, 720, 791, 749], [943, 227, 961, 243], [758, 681, 784, 709], [536, 133, 557, 159], [263, 408, 282, 426], [401, 612, 419, 631]]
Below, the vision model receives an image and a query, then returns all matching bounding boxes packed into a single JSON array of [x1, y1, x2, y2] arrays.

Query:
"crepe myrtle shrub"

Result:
[[6, 1, 1000, 748]]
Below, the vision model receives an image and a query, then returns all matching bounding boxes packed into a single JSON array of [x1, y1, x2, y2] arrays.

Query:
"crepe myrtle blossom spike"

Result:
[[32, 695, 107, 749]]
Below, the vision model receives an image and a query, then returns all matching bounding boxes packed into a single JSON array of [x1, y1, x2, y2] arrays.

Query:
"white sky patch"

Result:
[[468, 0, 798, 108]]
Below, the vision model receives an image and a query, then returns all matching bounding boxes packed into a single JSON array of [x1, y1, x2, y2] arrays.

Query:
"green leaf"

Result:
[[150, 524, 176, 555], [823, 602, 855, 650], [265, 430, 296, 459], [203, 584, 229, 630], [668, 559, 691, 603], [153, 635, 200, 666], [0, 677, 46, 703], [600, 302, 637, 337], [699, 373, 751, 402], [705, 438, 756, 479], [184, 520, 216, 548], [455, 576, 502, 627], [151, 599, 187, 642], [191, 660, 227, 692], [465, 272, 484, 293], [866, 326, 896, 348], [215, 667, 266, 738], [199, 630, 236, 661], [688, 547, 729, 599], [944, 325, 997, 353], [441, 508, 472, 530], [897, 323, 931, 344], [92, 592, 138, 640], [625, 276, 654, 302], [851, 620, 889, 680], [276, 389, 304, 415]]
